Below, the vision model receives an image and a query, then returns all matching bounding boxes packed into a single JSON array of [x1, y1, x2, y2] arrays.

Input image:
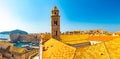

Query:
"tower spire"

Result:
[[51, 5, 59, 16], [52, 5, 58, 11]]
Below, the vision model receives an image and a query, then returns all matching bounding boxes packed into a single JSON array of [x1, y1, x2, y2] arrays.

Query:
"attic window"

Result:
[[101, 53, 104, 55], [43, 47, 48, 51], [51, 45, 53, 47]]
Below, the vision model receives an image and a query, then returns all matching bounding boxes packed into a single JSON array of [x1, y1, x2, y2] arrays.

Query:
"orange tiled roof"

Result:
[[9, 46, 27, 54], [0, 42, 12, 46], [64, 40, 89, 44], [74, 43, 110, 59], [87, 36, 120, 41], [60, 34, 88, 42], [42, 35, 120, 59], [42, 38, 76, 59], [115, 31, 120, 35], [105, 38, 120, 59]]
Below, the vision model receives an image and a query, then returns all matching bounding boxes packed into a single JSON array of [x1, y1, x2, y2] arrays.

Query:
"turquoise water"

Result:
[[13, 42, 39, 48], [0, 34, 9, 39], [0, 34, 39, 48], [13, 42, 32, 48]]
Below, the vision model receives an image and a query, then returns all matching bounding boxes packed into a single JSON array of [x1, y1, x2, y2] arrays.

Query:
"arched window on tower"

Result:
[[55, 12, 56, 15], [54, 21, 57, 25], [56, 31, 57, 35]]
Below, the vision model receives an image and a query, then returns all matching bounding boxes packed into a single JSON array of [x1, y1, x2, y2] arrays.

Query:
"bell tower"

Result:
[[51, 6, 60, 40]]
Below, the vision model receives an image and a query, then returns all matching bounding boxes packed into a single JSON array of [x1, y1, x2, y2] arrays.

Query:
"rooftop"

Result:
[[42, 37, 120, 59]]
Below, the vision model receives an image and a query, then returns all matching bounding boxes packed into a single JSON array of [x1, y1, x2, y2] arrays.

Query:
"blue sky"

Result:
[[0, 0, 120, 33]]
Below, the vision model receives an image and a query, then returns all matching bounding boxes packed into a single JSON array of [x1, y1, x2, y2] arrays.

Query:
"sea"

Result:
[[13, 42, 33, 48], [0, 34, 9, 40], [0, 34, 39, 48]]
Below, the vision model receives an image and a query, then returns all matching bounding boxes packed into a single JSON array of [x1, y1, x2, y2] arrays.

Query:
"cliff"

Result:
[[10, 34, 40, 43]]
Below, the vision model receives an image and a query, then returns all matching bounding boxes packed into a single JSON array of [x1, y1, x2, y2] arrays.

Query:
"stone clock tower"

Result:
[[51, 6, 60, 40]]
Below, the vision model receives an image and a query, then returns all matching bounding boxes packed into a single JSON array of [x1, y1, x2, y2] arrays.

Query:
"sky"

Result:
[[0, 0, 120, 33]]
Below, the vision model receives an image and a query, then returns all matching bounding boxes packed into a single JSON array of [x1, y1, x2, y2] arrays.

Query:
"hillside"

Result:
[[0, 29, 28, 34]]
